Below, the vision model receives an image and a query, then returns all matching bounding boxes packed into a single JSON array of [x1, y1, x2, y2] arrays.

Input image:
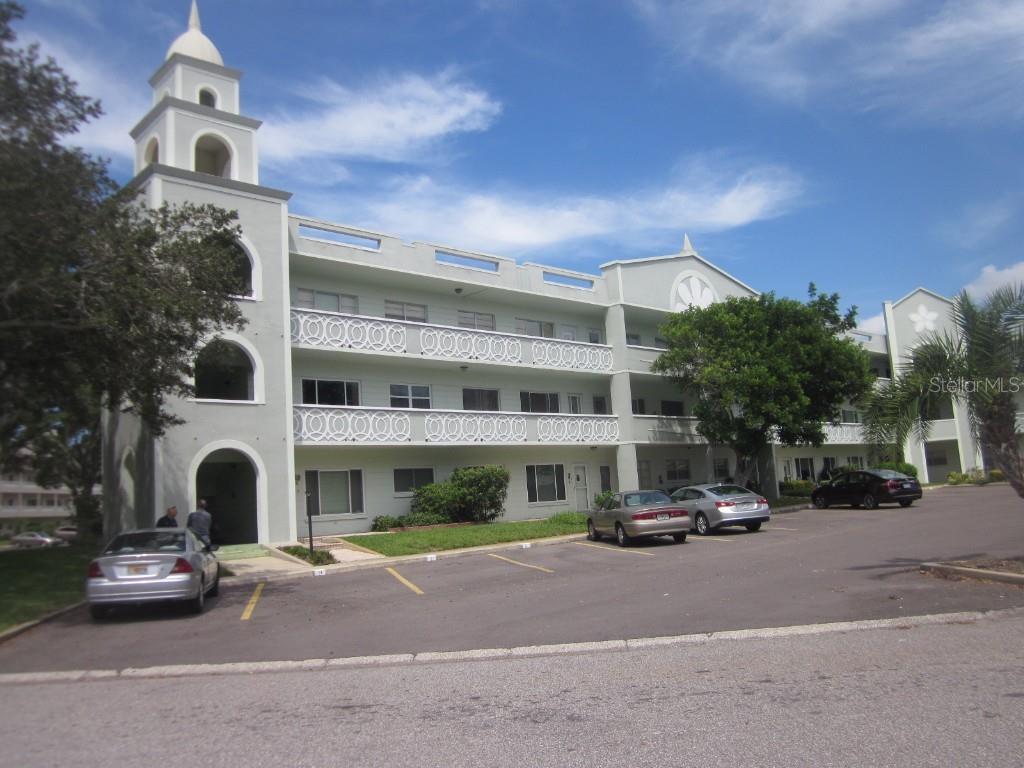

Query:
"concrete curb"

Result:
[[0, 601, 85, 645], [3, 607, 1018, 686], [921, 562, 1024, 586]]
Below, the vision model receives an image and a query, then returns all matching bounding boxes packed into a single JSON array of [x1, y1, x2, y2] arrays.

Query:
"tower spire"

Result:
[[682, 233, 694, 254], [189, 0, 201, 31]]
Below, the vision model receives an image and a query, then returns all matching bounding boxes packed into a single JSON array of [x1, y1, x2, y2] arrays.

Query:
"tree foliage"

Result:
[[861, 286, 1024, 499], [0, 3, 246, 523], [653, 285, 873, 486]]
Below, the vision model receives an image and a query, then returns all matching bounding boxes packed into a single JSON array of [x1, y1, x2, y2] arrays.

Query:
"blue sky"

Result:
[[19, 0, 1024, 331]]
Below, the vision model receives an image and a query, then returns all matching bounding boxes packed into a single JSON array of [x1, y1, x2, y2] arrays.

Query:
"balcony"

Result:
[[290, 309, 613, 373], [624, 344, 664, 373], [822, 423, 866, 444], [632, 415, 706, 444], [293, 405, 620, 445]]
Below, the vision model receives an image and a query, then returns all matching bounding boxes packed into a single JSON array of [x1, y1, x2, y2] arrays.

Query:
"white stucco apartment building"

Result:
[[102, 6, 986, 545]]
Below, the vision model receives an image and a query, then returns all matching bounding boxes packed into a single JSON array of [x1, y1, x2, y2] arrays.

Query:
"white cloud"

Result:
[[259, 70, 501, 164], [858, 312, 887, 334], [937, 198, 1016, 249], [292, 155, 805, 254], [632, 0, 1024, 123], [963, 262, 1024, 298]]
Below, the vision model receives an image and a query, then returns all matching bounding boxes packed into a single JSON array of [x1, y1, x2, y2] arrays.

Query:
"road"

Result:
[[2, 485, 1023, 673], [2, 608, 1023, 767]]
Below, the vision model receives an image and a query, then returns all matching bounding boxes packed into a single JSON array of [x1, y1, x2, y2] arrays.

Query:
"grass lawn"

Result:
[[775, 495, 811, 508], [0, 542, 99, 632], [342, 512, 587, 557]]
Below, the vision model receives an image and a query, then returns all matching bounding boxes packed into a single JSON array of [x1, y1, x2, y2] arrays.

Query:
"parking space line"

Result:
[[487, 553, 555, 573], [240, 582, 265, 621], [688, 537, 732, 543], [574, 542, 656, 556], [386, 567, 424, 595], [769, 527, 800, 531]]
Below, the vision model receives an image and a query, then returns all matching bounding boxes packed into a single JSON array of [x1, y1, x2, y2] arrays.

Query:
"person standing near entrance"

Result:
[[156, 506, 179, 528], [187, 499, 213, 546]]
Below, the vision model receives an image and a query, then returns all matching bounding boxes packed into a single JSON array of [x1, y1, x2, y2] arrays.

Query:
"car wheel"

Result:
[[899, 500, 913, 508], [89, 605, 111, 621], [672, 533, 687, 544], [586, 519, 602, 541], [187, 578, 206, 615], [861, 493, 878, 509], [695, 512, 711, 536], [745, 522, 762, 532], [813, 496, 828, 509], [615, 524, 631, 547]]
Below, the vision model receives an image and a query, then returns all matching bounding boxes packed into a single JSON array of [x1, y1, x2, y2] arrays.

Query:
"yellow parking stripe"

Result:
[[574, 541, 655, 556], [488, 553, 555, 573], [386, 567, 424, 595], [240, 582, 265, 621]]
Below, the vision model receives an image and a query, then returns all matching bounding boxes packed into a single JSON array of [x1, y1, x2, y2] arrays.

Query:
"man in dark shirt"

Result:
[[156, 506, 179, 528], [187, 499, 212, 546]]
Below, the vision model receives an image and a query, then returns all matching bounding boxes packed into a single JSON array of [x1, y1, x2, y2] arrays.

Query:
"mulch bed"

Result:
[[945, 557, 1024, 575]]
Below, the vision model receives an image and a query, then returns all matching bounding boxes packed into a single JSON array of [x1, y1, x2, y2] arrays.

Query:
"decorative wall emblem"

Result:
[[671, 272, 717, 312], [908, 304, 938, 333]]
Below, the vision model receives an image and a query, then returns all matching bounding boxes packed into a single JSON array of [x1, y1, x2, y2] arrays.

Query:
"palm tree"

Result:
[[861, 285, 1024, 499]]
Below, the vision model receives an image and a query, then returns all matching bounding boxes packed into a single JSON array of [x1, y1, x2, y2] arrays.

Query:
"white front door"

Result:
[[572, 464, 589, 512]]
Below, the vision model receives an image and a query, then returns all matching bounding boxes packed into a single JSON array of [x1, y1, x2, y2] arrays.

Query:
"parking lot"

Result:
[[2, 484, 1023, 674]]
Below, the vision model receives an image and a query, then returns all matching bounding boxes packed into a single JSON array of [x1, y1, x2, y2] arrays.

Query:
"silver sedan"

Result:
[[11, 531, 62, 548], [670, 484, 771, 535], [86, 528, 220, 619], [588, 490, 691, 547]]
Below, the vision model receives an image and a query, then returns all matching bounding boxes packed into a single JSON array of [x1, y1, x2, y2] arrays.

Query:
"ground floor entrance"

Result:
[[195, 448, 258, 545]]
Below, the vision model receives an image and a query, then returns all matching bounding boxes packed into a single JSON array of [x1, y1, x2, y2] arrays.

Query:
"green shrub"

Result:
[[371, 515, 401, 532], [873, 461, 918, 477], [399, 508, 455, 527], [448, 465, 510, 523], [279, 546, 337, 566], [779, 480, 815, 497], [989, 468, 1005, 482], [946, 471, 967, 485], [548, 511, 587, 525], [410, 482, 463, 524], [593, 490, 613, 509]]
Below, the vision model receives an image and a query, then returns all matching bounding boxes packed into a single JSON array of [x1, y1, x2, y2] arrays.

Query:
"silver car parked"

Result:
[[11, 530, 62, 548], [588, 490, 691, 547], [670, 484, 771, 535], [86, 528, 220, 619]]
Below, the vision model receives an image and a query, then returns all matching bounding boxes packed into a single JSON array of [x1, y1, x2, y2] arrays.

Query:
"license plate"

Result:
[[740, 502, 755, 510], [127, 565, 148, 575], [902, 483, 913, 489], [657, 513, 670, 521]]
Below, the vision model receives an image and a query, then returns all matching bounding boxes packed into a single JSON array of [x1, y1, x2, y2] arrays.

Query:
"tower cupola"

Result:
[[165, 1, 223, 66]]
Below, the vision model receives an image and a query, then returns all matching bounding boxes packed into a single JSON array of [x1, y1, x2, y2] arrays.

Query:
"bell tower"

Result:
[[131, 0, 260, 184]]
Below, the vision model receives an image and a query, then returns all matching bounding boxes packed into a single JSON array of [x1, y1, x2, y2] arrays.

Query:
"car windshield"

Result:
[[707, 485, 753, 497], [623, 491, 672, 506], [870, 469, 911, 480], [104, 531, 186, 554]]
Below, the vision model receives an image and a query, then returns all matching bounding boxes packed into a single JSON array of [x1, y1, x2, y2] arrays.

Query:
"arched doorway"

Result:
[[195, 449, 258, 544]]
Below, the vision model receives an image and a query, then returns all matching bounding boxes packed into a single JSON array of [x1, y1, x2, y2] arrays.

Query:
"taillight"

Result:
[[886, 480, 901, 490], [631, 509, 686, 520], [715, 501, 735, 508], [170, 558, 194, 574], [87, 561, 102, 579], [758, 497, 768, 505]]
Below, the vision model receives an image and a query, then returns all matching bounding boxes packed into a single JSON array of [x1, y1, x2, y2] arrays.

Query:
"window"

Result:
[[925, 447, 948, 467], [24, 495, 38, 507], [194, 134, 231, 177], [588, 329, 603, 344], [1, 494, 16, 507], [795, 457, 814, 481], [526, 464, 566, 503], [520, 391, 559, 413], [385, 300, 427, 322], [390, 384, 431, 409], [515, 318, 554, 338], [296, 288, 358, 314], [568, 393, 582, 414], [782, 459, 793, 481], [195, 340, 254, 400], [301, 379, 359, 406], [654, 337, 669, 349], [626, 333, 641, 345], [848, 455, 864, 469], [198, 88, 217, 108], [592, 395, 608, 415], [599, 465, 612, 493], [43, 495, 57, 507], [457, 310, 495, 331], [305, 469, 364, 516], [393, 468, 434, 494], [463, 388, 500, 411], [631, 398, 646, 415], [144, 137, 159, 166], [666, 459, 690, 483], [841, 409, 860, 423], [560, 326, 577, 341], [637, 460, 652, 488], [661, 400, 684, 417], [713, 457, 730, 480]]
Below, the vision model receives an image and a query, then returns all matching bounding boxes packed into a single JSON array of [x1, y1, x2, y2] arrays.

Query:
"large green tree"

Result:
[[653, 285, 873, 489], [861, 286, 1024, 499], [0, 3, 245, 526]]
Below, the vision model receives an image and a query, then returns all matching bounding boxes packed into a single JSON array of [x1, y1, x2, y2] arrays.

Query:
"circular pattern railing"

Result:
[[537, 416, 619, 443], [293, 408, 411, 443], [531, 340, 613, 371], [420, 328, 522, 364], [291, 311, 406, 353], [424, 413, 528, 443]]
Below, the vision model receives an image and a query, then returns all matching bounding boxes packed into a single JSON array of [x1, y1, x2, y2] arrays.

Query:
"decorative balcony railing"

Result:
[[822, 423, 865, 444], [293, 405, 620, 445], [290, 309, 613, 372]]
